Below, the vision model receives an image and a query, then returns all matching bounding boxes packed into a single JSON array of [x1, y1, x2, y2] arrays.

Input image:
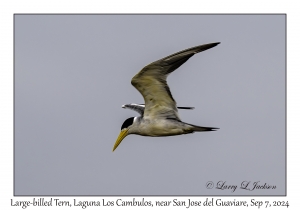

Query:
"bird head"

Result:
[[113, 117, 136, 151]]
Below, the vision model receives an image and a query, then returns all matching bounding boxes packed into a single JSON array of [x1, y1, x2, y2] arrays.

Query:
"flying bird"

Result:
[[113, 42, 220, 151]]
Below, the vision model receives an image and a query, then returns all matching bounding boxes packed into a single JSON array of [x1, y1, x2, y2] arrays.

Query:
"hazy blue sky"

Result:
[[15, 14, 285, 195]]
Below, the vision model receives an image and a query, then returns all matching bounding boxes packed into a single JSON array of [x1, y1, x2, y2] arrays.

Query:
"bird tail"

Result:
[[184, 122, 219, 132]]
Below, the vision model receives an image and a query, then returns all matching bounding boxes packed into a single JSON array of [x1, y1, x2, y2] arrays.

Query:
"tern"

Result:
[[113, 42, 220, 151]]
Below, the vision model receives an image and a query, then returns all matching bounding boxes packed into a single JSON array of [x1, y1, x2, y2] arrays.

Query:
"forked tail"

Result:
[[185, 122, 219, 132]]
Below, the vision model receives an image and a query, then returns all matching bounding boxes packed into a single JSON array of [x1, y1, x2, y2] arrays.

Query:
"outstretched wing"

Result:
[[131, 42, 220, 120], [122, 103, 195, 115], [122, 103, 145, 116]]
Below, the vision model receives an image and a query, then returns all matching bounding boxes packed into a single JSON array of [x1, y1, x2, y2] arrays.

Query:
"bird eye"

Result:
[[121, 117, 134, 130]]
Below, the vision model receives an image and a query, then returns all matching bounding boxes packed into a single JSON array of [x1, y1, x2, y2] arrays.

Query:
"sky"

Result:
[[14, 14, 285, 196]]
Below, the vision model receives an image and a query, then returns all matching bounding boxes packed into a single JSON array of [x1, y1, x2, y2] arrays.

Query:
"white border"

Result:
[[1, 0, 298, 209]]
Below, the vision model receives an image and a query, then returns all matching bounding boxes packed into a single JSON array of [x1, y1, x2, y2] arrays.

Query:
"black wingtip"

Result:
[[193, 42, 220, 54], [205, 42, 221, 49], [214, 42, 221, 46], [177, 106, 195, 110]]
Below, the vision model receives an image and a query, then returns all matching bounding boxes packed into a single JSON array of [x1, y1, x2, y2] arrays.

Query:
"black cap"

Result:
[[121, 117, 134, 130]]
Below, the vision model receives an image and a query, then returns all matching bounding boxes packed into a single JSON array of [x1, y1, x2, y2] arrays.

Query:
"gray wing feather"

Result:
[[122, 104, 145, 115], [122, 104, 195, 115], [131, 42, 220, 120]]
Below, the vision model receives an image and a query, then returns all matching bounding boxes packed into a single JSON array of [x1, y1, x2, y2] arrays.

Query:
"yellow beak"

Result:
[[112, 129, 128, 151]]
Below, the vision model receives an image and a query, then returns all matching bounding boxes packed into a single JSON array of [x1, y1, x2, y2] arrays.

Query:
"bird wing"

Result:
[[122, 103, 195, 115], [122, 103, 145, 116], [131, 42, 220, 120]]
